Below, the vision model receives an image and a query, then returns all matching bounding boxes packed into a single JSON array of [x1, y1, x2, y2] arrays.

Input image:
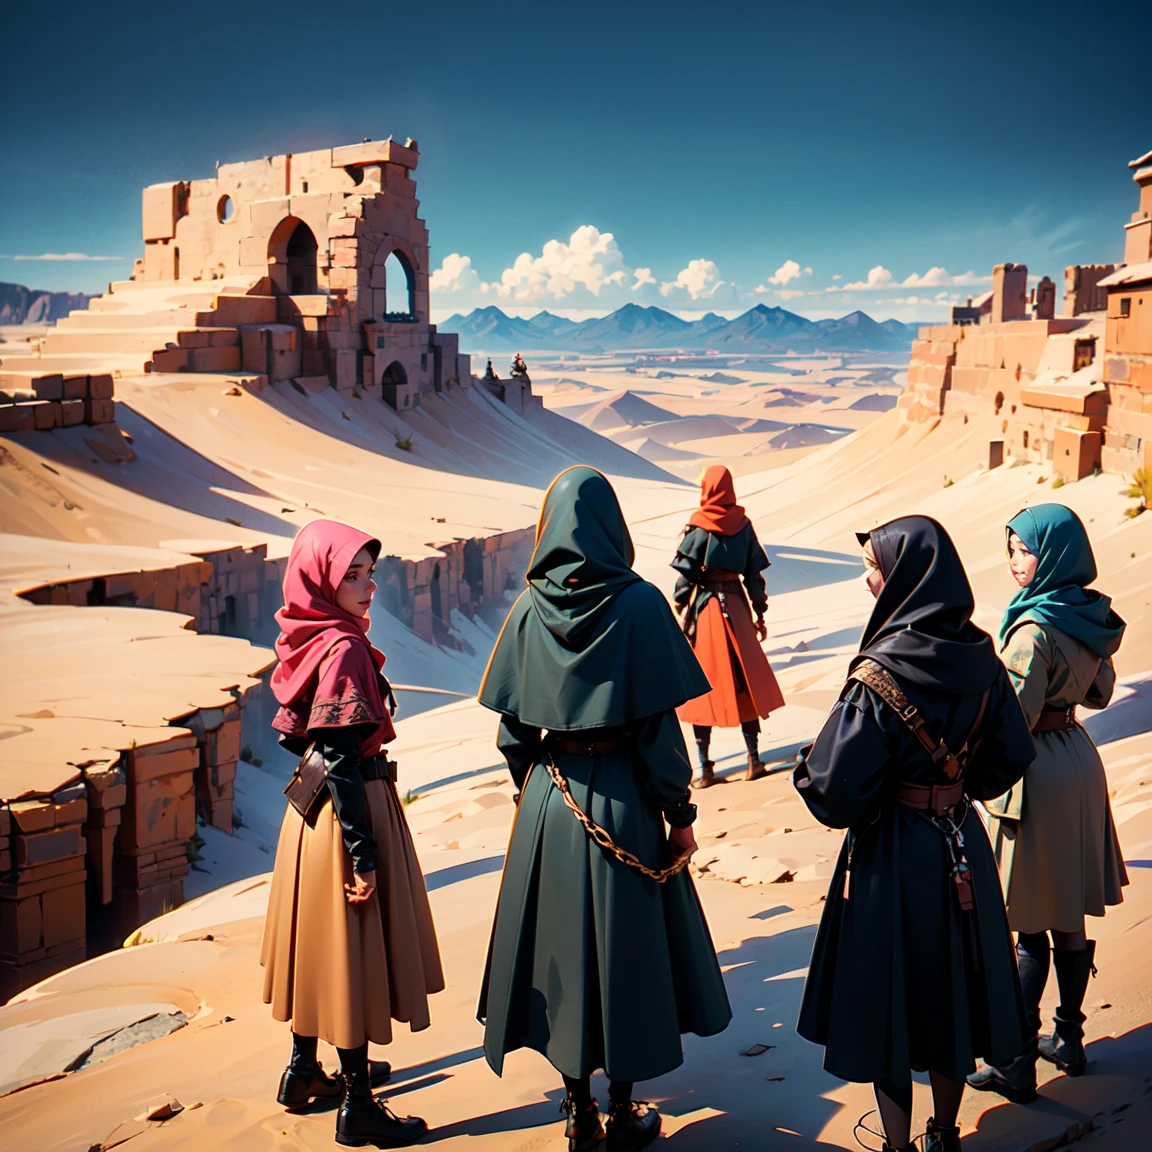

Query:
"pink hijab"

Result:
[[271, 520, 386, 707]]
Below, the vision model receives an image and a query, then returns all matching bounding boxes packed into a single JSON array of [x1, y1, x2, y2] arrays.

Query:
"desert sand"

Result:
[[1, 343, 1149, 1152]]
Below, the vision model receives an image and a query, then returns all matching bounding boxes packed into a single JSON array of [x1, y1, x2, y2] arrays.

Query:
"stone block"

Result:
[[209, 799, 233, 831], [177, 329, 212, 348], [142, 182, 182, 241], [30, 374, 65, 400], [60, 399, 85, 426], [130, 743, 199, 783], [61, 375, 87, 400], [85, 397, 115, 425], [208, 328, 240, 346], [205, 718, 241, 765], [0, 404, 35, 433], [88, 374, 115, 399], [32, 401, 59, 431], [40, 882, 85, 949], [120, 776, 195, 851], [1053, 427, 1101, 481], [188, 346, 242, 372], [15, 826, 83, 868], [0, 895, 42, 957], [211, 295, 278, 326], [150, 348, 190, 372], [10, 800, 55, 834]]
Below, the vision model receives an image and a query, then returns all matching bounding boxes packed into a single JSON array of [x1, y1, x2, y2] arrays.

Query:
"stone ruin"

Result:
[[903, 147, 1152, 482], [1, 138, 541, 420]]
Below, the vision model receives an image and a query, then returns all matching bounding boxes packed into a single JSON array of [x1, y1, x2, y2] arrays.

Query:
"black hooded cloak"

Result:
[[793, 515, 1035, 1084]]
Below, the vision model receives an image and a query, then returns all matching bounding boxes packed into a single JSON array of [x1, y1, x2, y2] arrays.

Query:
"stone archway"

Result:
[[381, 360, 406, 410], [268, 217, 318, 295]]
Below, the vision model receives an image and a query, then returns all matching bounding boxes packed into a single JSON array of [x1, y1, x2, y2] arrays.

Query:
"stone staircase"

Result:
[[0, 275, 280, 378]]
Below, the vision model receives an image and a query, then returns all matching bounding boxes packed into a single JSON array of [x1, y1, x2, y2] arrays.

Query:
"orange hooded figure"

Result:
[[672, 466, 785, 783]]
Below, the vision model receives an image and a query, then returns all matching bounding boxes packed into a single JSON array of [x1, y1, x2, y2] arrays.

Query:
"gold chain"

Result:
[[543, 755, 689, 884]]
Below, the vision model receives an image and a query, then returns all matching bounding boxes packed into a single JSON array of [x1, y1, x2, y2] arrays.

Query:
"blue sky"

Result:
[[2, 0, 1149, 323]]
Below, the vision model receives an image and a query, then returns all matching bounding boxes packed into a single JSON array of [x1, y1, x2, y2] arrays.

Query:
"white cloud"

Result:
[[633, 266, 656, 288], [844, 265, 895, 290], [832, 273, 843, 281], [8, 252, 124, 262], [429, 252, 480, 294], [660, 258, 725, 300], [496, 225, 630, 301], [768, 259, 802, 285]]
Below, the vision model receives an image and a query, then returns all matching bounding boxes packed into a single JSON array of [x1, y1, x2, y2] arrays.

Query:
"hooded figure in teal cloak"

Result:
[[477, 466, 731, 1150], [998, 504, 1125, 659]]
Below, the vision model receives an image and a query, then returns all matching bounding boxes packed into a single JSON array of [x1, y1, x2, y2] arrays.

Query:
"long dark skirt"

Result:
[[478, 747, 732, 1082], [798, 800, 1027, 1084]]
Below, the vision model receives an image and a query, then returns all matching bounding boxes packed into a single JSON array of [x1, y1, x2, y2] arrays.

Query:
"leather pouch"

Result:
[[283, 744, 329, 826]]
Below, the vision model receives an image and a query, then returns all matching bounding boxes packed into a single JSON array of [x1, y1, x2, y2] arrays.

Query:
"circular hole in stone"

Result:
[[217, 195, 234, 223]]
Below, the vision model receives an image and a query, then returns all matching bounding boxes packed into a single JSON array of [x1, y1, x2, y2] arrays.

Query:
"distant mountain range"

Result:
[[0, 281, 94, 325], [441, 303, 918, 354]]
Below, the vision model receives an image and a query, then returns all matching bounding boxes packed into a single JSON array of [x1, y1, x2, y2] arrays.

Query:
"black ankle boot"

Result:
[[923, 1116, 961, 1152], [277, 1057, 344, 1111], [1039, 940, 1096, 1076], [560, 1094, 604, 1152], [967, 934, 1048, 1104], [606, 1099, 660, 1152], [336, 1071, 427, 1147]]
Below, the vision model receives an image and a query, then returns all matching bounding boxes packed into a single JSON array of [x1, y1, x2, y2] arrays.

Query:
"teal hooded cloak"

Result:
[[999, 504, 1125, 660], [476, 466, 731, 1083], [478, 466, 711, 728]]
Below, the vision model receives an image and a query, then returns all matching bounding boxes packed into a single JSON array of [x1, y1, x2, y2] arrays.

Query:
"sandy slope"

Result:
[[1, 375, 1150, 1150]]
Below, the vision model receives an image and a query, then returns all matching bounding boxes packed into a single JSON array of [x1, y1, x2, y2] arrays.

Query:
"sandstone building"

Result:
[[902, 147, 1151, 482]]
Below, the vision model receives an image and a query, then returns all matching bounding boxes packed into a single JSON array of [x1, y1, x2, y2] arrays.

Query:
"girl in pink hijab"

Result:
[[260, 519, 443, 1147]]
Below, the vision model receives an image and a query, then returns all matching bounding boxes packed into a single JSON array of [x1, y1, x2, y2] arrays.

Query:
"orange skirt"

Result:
[[260, 778, 444, 1049], [677, 596, 784, 728]]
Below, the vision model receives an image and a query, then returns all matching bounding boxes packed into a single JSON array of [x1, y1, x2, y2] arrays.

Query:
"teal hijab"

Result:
[[999, 503, 1125, 659], [478, 466, 711, 730]]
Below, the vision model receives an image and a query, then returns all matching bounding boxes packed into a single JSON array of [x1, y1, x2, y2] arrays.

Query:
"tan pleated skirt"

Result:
[[261, 779, 444, 1049]]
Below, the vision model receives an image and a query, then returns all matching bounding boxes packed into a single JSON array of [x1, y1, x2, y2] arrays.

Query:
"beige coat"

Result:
[[261, 778, 444, 1049], [986, 623, 1128, 934]]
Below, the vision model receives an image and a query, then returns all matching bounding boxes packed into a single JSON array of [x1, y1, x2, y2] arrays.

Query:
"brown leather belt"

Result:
[[703, 572, 742, 590], [361, 755, 398, 782], [549, 735, 633, 756], [893, 778, 966, 816], [1032, 707, 1077, 734]]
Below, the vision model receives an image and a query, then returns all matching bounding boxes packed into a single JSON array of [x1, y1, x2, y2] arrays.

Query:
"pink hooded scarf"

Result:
[[270, 520, 395, 751]]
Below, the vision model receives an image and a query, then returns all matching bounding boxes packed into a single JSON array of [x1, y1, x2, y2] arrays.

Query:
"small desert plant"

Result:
[[394, 433, 413, 451], [224, 515, 243, 527], [232, 807, 247, 829], [239, 746, 263, 767], [1124, 468, 1150, 518], [1051, 475, 1065, 489], [186, 832, 205, 864], [402, 789, 418, 806], [943, 476, 954, 488]]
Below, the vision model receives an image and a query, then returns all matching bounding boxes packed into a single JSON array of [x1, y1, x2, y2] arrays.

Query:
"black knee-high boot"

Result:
[[277, 1032, 343, 1111], [741, 720, 765, 781], [1039, 940, 1096, 1076], [692, 725, 717, 788], [336, 1043, 426, 1147], [967, 931, 1047, 1104], [560, 1075, 603, 1152]]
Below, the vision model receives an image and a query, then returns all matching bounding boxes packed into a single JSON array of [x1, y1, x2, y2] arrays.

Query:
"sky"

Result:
[[2, 0, 1150, 324]]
